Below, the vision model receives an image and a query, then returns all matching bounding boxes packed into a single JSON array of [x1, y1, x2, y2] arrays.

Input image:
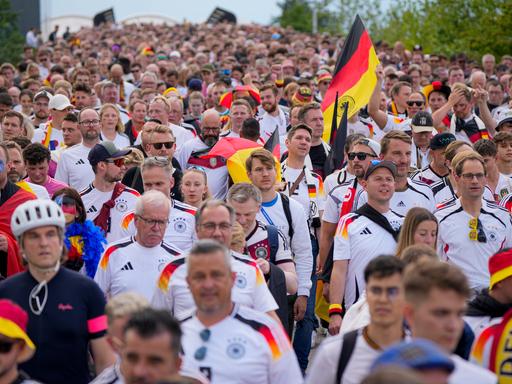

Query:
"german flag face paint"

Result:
[[55, 195, 77, 224]]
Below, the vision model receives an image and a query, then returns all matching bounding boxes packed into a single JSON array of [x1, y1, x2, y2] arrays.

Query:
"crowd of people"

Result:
[[0, 18, 511, 384]]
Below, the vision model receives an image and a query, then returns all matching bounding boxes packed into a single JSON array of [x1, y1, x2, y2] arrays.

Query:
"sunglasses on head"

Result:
[[151, 141, 174, 150], [407, 100, 424, 107], [348, 152, 376, 161], [105, 158, 125, 167], [0, 340, 16, 354]]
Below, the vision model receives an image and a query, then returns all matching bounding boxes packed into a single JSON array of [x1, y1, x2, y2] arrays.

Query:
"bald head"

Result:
[[200, 109, 221, 147], [470, 70, 486, 89]]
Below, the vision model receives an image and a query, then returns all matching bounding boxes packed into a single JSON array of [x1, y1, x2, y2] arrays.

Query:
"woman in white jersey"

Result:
[[99, 104, 130, 148]]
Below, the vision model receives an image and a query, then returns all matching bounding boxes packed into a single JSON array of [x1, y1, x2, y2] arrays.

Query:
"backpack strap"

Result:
[[265, 224, 279, 265], [335, 329, 359, 383], [279, 193, 294, 241]]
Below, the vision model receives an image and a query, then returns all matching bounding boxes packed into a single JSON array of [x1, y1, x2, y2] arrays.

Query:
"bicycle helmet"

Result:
[[11, 200, 66, 238]]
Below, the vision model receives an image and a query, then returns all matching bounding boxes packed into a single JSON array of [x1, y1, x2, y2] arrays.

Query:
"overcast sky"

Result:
[[44, 0, 282, 25]]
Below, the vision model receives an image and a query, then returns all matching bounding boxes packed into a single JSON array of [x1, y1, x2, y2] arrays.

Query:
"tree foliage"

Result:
[[0, 0, 24, 65]]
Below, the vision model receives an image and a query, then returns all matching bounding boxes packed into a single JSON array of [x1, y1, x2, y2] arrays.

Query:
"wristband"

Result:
[[275, 79, 284, 88], [328, 303, 342, 317]]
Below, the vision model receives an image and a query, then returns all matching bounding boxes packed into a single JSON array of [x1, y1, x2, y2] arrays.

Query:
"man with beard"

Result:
[[55, 108, 101, 191], [257, 84, 289, 141], [80, 141, 139, 243], [176, 109, 229, 199], [72, 83, 92, 111], [1, 111, 25, 141], [30, 91, 50, 128]]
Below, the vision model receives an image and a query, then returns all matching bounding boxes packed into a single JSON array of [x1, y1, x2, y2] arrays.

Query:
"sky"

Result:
[[43, 0, 283, 25]]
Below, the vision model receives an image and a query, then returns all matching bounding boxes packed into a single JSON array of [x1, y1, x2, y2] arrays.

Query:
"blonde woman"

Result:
[[395, 207, 438, 257], [180, 168, 210, 208], [99, 103, 130, 148]]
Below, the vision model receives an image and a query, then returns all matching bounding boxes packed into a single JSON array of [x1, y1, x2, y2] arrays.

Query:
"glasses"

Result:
[[368, 286, 401, 299], [105, 158, 125, 167], [80, 119, 100, 126], [187, 165, 207, 174], [194, 329, 211, 361], [348, 152, 377, 161], [151, 141, 174, 150], [469, 217, 487, 243], [200, 222, 232, 232], [461, 173, 485, 181], [407, 100, 424, 107], [0, 340, 15, 354], [136, 215, 169, 227]]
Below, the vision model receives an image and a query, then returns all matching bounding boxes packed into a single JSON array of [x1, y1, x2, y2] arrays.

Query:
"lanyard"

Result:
[[261, 194, 279, 226]]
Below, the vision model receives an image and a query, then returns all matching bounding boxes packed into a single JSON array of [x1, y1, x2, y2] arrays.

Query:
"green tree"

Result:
[[0, 0, 24, 65]]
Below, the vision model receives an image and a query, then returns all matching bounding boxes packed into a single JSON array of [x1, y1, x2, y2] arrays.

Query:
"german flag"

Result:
[[322, 15, 380, 143]]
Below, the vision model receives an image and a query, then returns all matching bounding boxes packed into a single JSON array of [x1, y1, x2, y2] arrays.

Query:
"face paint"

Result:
[[55, 195, 77, 218]]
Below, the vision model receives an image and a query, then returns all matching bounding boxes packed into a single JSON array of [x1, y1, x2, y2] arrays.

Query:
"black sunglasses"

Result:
[[152, 141, 174, 150], [348, 152, 376, 161], [194, 329, 211, 361], [0, 340, 15, 354], [407, 100, 424, 107]]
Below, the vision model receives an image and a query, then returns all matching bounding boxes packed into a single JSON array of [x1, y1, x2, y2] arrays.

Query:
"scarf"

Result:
[[93, 182, 126, 235], [466, 289, 511, 318], [450, 113, 489, 143], [355, 203, 400, 241]]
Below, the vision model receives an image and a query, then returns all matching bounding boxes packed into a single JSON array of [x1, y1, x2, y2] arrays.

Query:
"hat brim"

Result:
[[497, 117, 512, 128], [412, 125, 434, 133], [110, 148, 132, 159], [0, 318, 35, 363], [52, 103, 74, 111]]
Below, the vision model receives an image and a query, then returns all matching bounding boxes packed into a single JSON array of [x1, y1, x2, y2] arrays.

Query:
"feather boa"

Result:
[[64, 220, 107, 278]]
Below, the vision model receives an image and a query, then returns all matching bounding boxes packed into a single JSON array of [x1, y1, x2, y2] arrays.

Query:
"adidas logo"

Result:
[[75, 159, 85, 165], [86, 206, 97, 213], [397, 201, 406, 207], [121, 262, 134, 271], [360, 227, 372, 235]]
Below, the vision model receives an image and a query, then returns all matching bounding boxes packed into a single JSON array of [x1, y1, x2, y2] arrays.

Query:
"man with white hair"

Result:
[[94, 190, 183, 301]]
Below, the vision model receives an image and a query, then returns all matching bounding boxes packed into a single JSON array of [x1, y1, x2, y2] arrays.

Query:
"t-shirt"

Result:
[[410, 164, 446, 186], [55, 144, 95, 192], [257, 108, 288, 140], [176, 137, 229, 200], [16, 180, 50, 200], [181, 304, 302, 384], [26, 176, 67, 197], [431, 177, 495, 207], [170, 122, 195, 149], [309, 143, 328, 173], [450, 354, 496, 384], [324, 168, 356, 195], [151, 252, 278, 321], [245, 220, 292, 264], [100, 132, 130, 149], [492, 173, 512, 202], [334, 210, 402, 308], [323, 178, 363, 224], [32, 122, 65, 150], [410, 142, 430, 170], [94, 236, 183, 300], [355, 178, 436, 216], [436, 199, 512, 291], [80, 183, 139, 243], [165, 199, 197, 252], [257, 193, 313, 296], [0, 268, 107, 384]]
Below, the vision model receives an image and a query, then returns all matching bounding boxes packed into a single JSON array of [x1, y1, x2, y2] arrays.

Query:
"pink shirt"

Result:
[[27, 176, 68, 197]]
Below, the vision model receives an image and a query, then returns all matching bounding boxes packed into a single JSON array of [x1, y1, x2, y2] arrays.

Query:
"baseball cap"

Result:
[[411, 111, 434, 133], [363, 160, 397, 180], [88, 141, 131, 166], [489, 248, 512, 289], [201, 64, 215, 73], [359, 138, 381, 157], [372, 339, 454, 373], [169, 50, 181, 59], [0, 299, 35, 363], [188, 78, 203, 91], [48, 94, 73, 111], [497, 110, 512, 130], [34, 90, 51, 101], [430, 132, 456, 150]]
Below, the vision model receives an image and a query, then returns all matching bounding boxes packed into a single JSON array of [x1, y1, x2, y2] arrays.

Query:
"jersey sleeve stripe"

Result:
[[232, 255, 265, 285], [158, 259, 185, 291], [234, 314, 283, 360], [160, 243, 183, 256], [121, 212, 135, 230], [124, 187, 141, 197], [335, 215, 356, 238], [173, 201, 197, 216], [87, 315, 108, 334], [99, 238, 134, 270]]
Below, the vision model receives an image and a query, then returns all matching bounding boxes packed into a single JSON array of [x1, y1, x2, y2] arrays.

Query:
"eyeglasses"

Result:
[[461, 173, 485, 181], [368, 286, 401, 299], [105, 158, 125, 167], [469, 217, 487, 243], [407, 100, 424, 107], [0, 340, 15, 354], [200, 222, 232, 232], [80, 119, 100, 126], [348, 152, 377, 161], [136, 215, 169, 227], [194, 329, 211, 361], [151, 141, 174, 150]]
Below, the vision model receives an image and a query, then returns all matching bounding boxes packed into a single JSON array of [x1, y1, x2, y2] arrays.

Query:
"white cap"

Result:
[[169, 50, 181, 58], [497, 109, 512, 129], [48, 94, 73, 111], [360, 138, 381, 157]]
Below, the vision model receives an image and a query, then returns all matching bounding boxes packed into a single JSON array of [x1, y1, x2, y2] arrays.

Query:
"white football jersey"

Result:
[[165, 199, 197, 252], [55, 144, 95, 192]]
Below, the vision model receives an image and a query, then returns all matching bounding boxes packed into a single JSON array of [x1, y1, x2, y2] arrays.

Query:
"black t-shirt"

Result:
[[0, 268, 107, 384], [309, 144, 328, 175]]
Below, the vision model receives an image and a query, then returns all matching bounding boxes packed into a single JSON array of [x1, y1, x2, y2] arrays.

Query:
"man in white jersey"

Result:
[[141, 156, 196, 251], [55, 108, 100, 191], [151, 200, 279, 322], [318, 138, 380, 273], [176, 109, 229, 199], [403, 261, 497, 383], [32, 94, 73, 150], [180, 240, 302, 384], [94, 190, 182, 301], [257, 83, 289, 140], [80, 141, 139, 243], [436, 151, 512, 293], [330, 160, 403, 335], [474, 139, 512, 201], [220, 99, 253, 139], [354, 130, 435, 215], [307, 256, 407, 384]]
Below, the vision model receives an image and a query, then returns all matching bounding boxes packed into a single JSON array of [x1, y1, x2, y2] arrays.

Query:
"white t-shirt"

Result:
[[436, 199, 512, 291], [323, 178, 362, 224], [410, 142, 430, 170], [450, 354, 496, 384], [170, 122, 195, 149], [355, 178, 436, 216], [306, 329, 381, 384], [100, 132, 130, 149], [151, 252, 278, 321], [431, 177, 495, 207], [94, 236, 183, 301], [32, 122, 65, 150], [80, 183, 139, 243], [257, 108, 288, 140], [411, 164, 445, 186], [181, 304, 302, 384], [165, 199, 197, 252], [257, 193, 313, 296], [245, 220, 292, 264], [334, 210, 402, 308], [382, 114, 411, 133], [55, 144, 95, 192], [324, 168, 356, 195], [176, 137, 229, 200]]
